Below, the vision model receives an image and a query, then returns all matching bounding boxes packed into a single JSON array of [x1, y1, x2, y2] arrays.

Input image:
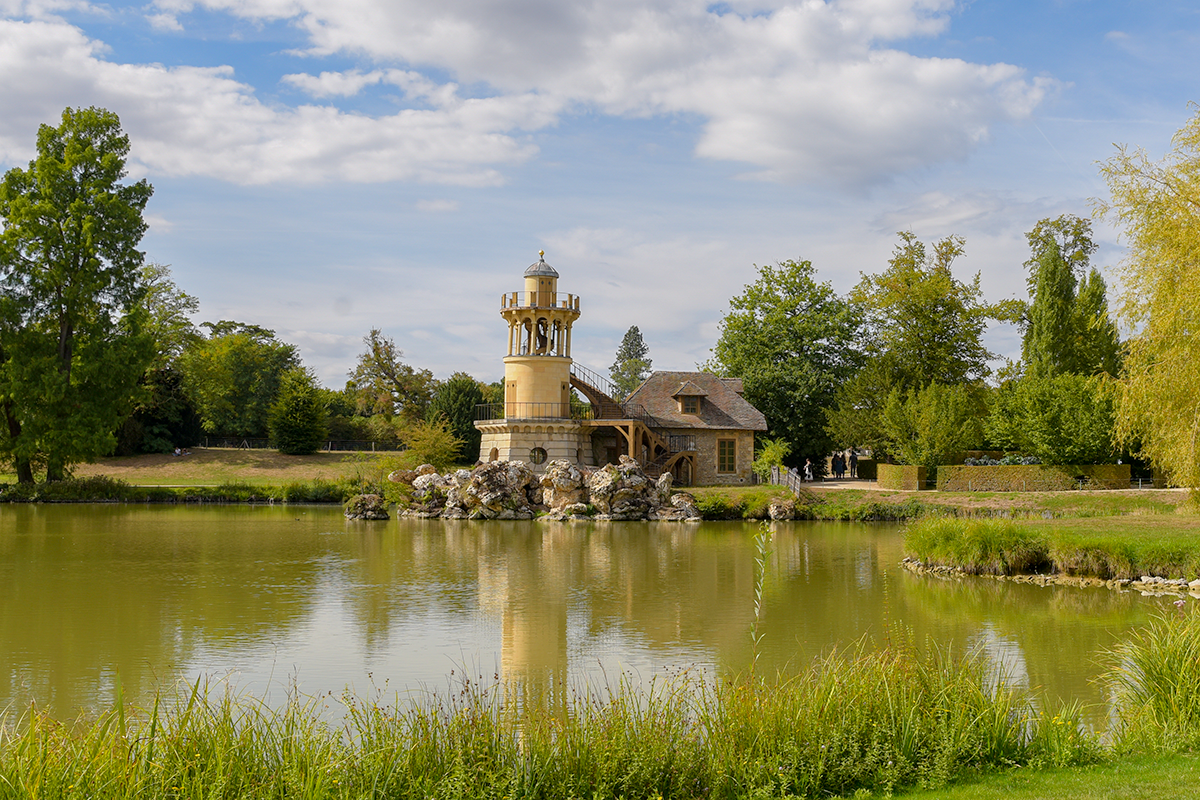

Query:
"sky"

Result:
[[1, 0, 1197, 388]]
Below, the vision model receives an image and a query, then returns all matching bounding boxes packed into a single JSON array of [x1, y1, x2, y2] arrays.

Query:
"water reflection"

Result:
[[0, 507, 1177, 722]]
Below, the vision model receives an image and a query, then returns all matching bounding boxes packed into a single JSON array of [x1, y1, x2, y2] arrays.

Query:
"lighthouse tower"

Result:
[[475, 252, 590, 470]]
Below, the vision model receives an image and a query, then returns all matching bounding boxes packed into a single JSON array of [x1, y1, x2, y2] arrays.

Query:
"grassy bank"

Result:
[[904, 516, 1200, 580], [8, 610, 1200, 799], [0, 643, 1099, 799]]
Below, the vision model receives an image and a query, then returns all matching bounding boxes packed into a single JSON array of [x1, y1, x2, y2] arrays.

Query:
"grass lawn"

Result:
[[3, 449, 388, 486], [897, 754, 1200, 799]]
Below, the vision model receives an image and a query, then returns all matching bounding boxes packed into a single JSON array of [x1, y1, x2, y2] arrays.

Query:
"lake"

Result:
[[0, 504, 1171, 721]]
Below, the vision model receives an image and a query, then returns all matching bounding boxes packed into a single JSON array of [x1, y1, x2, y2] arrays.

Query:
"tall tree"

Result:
[[610, 325, 652, 399], [710, 259, 860, 469], [177, 321, 300, 438], [426, 372, 485, 462], [269, 368, 328, 455], [1021, 215, 1120, 378], [1098, 108, 1200, 489], [0, 107, 155, 481], [827, 232, 1004, 457], [115, 263, 204, 454], [346, 329, 436, 421]]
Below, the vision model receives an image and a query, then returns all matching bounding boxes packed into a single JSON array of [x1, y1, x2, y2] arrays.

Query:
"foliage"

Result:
[[346, 329, 436, 420], [986, 373, 1116, 465], [1105, 610, 1200, 753], [904, 517, 1051, 575], [178, 321, 300, 438], [0, 107, 156, 482], [852, 232, 1002, 388], [268, 369, 328, 455], [1022, 215, 1120, 379], [0, 642, 1105, 800], [881, 382, 983, 473], [426, 372, 484, 462], [115, 263, 204, 454], [610, 325, 652, 399], [828, 232, 1007, 454], [751, 437, 791, 479], [394, 417, 464, 471], [710, 259, 860, 469], [936, 464, 1131, 492], [876, 464, 927, 491], [1097, 107, 1200, 490]]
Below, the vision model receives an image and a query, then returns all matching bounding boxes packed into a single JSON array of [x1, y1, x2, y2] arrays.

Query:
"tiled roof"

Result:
[[671, 380, 708, 397], [626, 371, 767, 431]]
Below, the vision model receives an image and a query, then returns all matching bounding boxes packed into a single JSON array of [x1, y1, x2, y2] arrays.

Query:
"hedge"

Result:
[[936, 464, 1131, 492], [857, 459, 877, 481], [877, 464, 927, 491]]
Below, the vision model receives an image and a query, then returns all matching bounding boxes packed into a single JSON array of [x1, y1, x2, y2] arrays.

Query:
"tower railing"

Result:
[[501, 291, 581, 310], [475, 402, 595, 422]]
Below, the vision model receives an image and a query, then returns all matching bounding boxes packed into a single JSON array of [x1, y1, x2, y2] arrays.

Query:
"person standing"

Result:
[[849, 452, 859, 478]]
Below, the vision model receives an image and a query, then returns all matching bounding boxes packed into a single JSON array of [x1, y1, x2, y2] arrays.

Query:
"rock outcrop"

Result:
[[392, 456, 702, 522], [344, 494, 389, 520]]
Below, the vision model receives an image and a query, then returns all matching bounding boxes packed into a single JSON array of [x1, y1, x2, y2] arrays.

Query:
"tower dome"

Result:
[[524, 250, 559, 278]]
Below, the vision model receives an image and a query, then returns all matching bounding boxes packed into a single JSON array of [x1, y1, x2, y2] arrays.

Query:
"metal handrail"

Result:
[[475, 402, 595, 421], [570, 362, 622, 401], [501, 291, 580, 311]]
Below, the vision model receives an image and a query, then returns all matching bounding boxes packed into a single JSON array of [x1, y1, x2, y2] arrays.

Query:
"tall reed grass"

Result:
[[904, 518, 1051, 575], [1106, 608, 1200, 753], [0, 642, 1101, 800]]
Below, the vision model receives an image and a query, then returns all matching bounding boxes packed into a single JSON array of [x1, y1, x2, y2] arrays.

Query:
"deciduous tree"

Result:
[[710, 259, 860, 469], [1098, 107, 1200, 488], [881, 382, 983, 474], [178, 321, 300, 438], [426, 372, 485, 462], [0, 107, 155, 481], [269, 368, 328, 455], [347, 329, 436, 421]]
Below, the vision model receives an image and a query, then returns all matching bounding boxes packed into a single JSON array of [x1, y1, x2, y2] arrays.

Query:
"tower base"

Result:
[[476, 419, 595, 473]]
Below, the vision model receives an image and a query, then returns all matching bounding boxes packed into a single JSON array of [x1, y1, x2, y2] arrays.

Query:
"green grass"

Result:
[[0, 640, 1102, 800], [904, 516, 1200, 580], [896, 755, 1200, 800]]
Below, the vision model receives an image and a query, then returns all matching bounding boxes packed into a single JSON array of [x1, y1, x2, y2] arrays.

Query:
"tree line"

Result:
[[706, 102, 1200, 489], [0, 107, 496, 483]]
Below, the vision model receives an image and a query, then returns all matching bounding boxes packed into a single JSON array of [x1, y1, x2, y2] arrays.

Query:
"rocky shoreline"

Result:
[[357, 456, 705, 522], [901, 556, 1200, 598]]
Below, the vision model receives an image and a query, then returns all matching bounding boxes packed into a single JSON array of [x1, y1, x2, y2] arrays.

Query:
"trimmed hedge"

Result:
[[856, 459, 877, 481], [937, 464, 1131, 492], [877, 464, 927, 491]]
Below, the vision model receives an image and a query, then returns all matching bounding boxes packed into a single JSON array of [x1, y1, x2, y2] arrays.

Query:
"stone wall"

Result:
[[681, 428, 755, 486]]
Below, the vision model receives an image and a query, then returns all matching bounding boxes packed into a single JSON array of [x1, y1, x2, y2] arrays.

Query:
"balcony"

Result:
[[500, 291, 580, 311], [475, 402, 596, 422]]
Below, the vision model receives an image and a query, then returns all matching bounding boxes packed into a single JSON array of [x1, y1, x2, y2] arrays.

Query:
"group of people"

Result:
[[801, 451, 859, 482], [830, 451, 858, 479]]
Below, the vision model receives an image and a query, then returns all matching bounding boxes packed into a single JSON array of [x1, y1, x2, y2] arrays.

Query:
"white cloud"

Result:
[[2, 0, 1056, 188], [0, 19, 559, 184], [146, 12, 183, 31], [144, 0, 1053, 187], [281, 68, 385, 98]]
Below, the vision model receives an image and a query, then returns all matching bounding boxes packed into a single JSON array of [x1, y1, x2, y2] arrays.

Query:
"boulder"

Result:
[[344, 494, 389, 520], [445, 460, 538, 520], [415, 463, 438, 477], [768, 499, 795, 520], [540, 460, 586, 509], [387, 469, 417, 485]]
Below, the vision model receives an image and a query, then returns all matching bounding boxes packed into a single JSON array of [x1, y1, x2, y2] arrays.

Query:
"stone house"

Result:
[[621, 371, 767, 485]]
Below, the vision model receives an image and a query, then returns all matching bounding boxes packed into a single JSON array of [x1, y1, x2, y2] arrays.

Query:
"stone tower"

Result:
[[476, 252, 591, 470]]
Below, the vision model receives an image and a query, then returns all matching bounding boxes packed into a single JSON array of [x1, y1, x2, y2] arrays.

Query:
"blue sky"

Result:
[[2, 0, 1197, 387]]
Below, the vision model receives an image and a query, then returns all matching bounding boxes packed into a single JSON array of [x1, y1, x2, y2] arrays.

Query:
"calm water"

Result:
[[0, 505, 1173, 719]]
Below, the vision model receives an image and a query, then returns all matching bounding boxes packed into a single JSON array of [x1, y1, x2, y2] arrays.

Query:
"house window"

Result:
[[682, 396, 699, 414], [530, 447, 548, 465], [717, 439, 736, 474]]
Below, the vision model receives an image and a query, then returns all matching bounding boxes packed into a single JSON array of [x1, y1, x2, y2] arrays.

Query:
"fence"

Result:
[[201, 437, 405, 452], [770, 465, 805, 494]]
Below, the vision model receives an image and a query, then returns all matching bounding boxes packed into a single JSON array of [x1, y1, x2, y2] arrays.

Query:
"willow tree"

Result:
[[1098, 108, 1200, 489]]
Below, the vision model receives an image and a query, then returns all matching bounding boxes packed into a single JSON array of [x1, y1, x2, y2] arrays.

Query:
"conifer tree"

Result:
[[610, 326, 652, 399]]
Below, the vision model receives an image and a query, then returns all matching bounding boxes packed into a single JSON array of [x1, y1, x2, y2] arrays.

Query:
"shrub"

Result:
[[877, 464, 926, 491], [938, 464, 1130, 492], [268, 369, 328, 455]]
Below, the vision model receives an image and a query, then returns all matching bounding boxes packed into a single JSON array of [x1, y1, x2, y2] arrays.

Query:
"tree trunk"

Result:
[[3, 401, 35, 484], [45, 455, 65, 483]]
